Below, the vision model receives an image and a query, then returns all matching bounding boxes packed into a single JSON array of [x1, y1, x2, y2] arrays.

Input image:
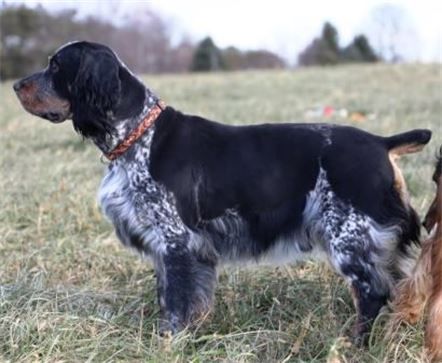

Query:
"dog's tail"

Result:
[[383, 129, 432, 155], [380, 129, 432, 257]]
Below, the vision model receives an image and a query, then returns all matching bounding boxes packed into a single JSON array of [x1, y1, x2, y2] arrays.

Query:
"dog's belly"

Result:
[[199, 200, 328, 266], [261, 233, 327, 265]]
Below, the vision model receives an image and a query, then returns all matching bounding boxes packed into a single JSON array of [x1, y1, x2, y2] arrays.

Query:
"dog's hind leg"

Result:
[[328, 237, 393, 344], [323, 214, 396, 344], [154, 240, 217, 335]]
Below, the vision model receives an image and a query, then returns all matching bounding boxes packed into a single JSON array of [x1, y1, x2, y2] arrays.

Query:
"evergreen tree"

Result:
[[322, 22, 339, 54], [341, 35, 379, 63], [190, 37, 224, 72], [352, 35, 378, 62], [298, 22, 340, 66], [298, 22, 380, 66]]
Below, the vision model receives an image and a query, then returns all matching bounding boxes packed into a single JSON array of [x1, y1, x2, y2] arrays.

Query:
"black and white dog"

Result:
[[14, 41, 431, 342]]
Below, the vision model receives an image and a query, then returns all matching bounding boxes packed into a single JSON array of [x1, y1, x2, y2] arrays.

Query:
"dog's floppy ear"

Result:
[[71, 48, 121, 137]]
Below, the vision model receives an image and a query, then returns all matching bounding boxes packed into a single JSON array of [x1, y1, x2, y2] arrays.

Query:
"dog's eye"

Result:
[[50, 60, 60, 73]]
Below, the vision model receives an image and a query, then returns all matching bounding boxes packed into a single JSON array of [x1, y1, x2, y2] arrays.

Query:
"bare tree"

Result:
[[116, 9, 172, 73], [368, 4, 419, 63]]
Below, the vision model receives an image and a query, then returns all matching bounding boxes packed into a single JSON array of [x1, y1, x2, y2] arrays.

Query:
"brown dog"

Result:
[[391, 146, 442, 361]]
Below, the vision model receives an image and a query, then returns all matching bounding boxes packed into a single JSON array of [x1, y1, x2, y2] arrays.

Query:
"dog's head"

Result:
[[14, 41, 145, 137]]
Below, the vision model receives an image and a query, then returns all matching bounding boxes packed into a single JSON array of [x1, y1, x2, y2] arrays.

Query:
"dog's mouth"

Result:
[[41, 111, 67, 123], [17, 99, 70, 123], [15, 93, 71, 124], [14, 77, 71, 124]]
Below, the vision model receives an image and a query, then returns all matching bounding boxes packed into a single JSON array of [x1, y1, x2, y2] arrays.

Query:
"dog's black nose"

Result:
[[13, 80, 23, 92]]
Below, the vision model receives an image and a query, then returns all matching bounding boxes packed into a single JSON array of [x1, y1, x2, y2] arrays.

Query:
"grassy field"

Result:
[[1, 64, 441, 362]]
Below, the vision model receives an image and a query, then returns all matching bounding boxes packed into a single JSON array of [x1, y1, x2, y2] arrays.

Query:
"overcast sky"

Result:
[[7, 0, 442, 62]]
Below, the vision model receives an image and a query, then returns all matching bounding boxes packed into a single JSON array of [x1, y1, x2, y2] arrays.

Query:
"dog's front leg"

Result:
[[155, 243, 194, 335], [154, 239, 217, 335]]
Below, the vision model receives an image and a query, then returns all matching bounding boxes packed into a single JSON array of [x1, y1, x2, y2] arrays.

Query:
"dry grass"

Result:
[[1, 63, 441, 362]]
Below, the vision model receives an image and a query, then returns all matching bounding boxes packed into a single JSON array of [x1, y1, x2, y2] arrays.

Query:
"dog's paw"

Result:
[[158, 313, 184, 337], [350, 321, 371, 347], [158, 321, 177, 337]]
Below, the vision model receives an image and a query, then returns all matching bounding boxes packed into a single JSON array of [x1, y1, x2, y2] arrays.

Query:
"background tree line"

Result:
[[0, 4, 288, 79], [298, 22, 378, 66], [0, 4, 194, 79], [1, 4, 380, 80]]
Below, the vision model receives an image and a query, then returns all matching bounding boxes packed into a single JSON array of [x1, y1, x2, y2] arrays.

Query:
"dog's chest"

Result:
[[98, 132, 187, 253]]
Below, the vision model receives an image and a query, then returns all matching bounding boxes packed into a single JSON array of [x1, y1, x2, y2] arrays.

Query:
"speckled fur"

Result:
[[99, 127, 187, 252]]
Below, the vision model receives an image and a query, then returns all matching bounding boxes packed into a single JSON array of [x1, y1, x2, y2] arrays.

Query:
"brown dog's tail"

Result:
[[384, 129, 432, 155]]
